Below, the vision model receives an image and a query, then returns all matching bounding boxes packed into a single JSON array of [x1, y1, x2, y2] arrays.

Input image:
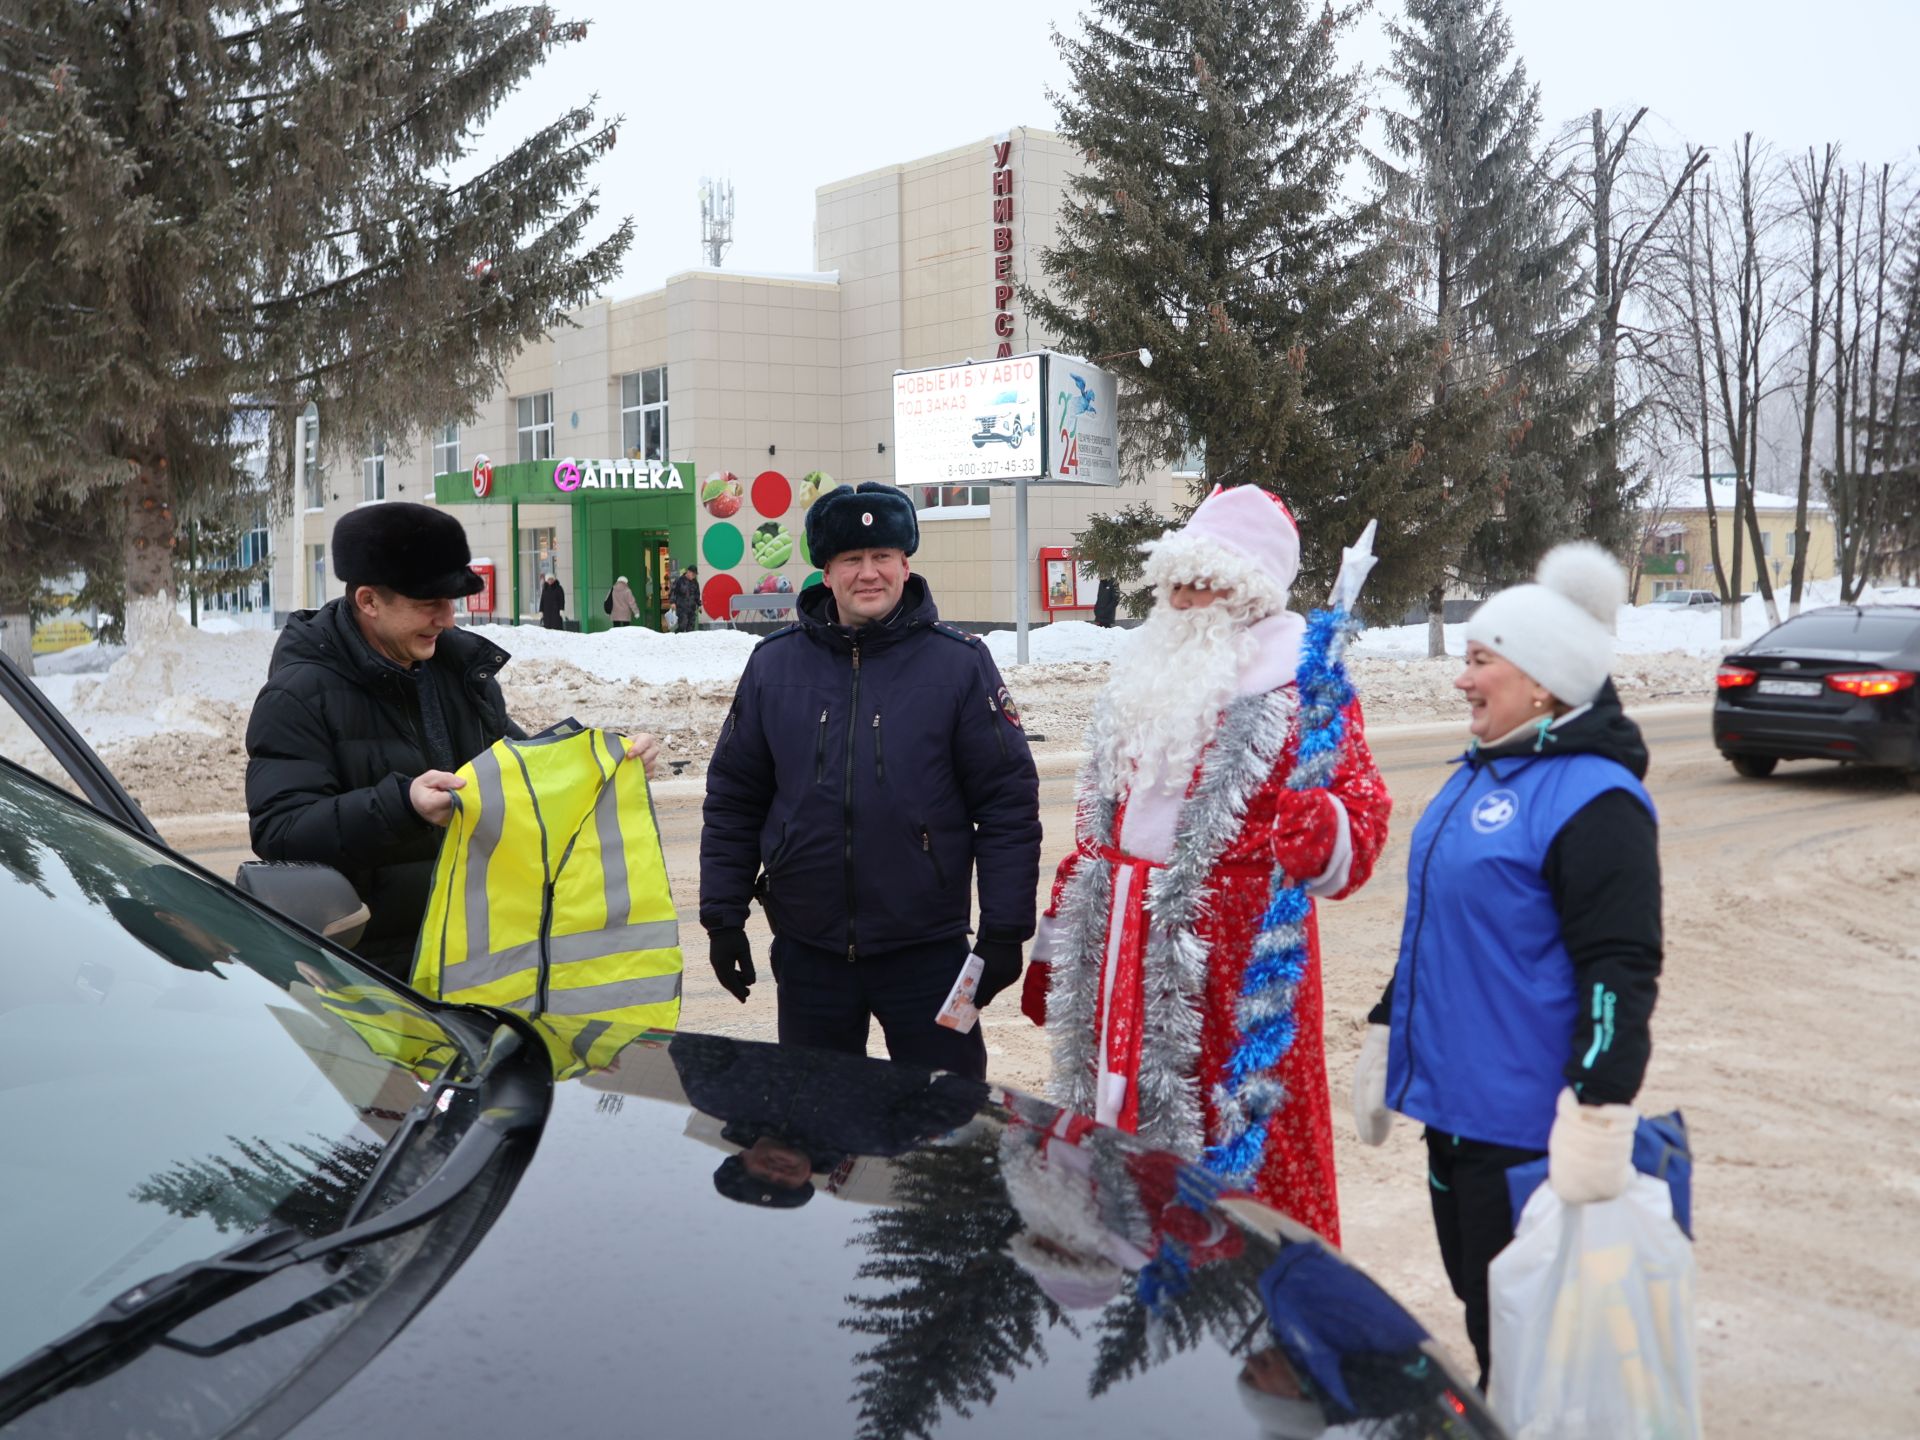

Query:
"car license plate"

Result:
[[1756, 678, 1822, 697]]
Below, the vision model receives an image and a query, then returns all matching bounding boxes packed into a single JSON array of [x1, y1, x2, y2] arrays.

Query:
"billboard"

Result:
[[892, 355, 1044, 485], [1043, 351, 1120, 487]]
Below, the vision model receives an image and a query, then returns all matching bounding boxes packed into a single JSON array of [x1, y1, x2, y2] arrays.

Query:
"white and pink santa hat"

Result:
[[1139, 484, 1301, 618]]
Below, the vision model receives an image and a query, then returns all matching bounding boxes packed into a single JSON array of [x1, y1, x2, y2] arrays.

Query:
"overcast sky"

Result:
[[471, 0, 1919, 297]]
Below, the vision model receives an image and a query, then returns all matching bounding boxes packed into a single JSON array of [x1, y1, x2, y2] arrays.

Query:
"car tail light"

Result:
[[1826, 670, 1916, 697], [1716, 665, 1757, 689]]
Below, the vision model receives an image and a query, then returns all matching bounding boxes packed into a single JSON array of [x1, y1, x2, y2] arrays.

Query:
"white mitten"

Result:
[[1351, 1024, 1393, 1146], [1546, 1086, 1637, 1204]]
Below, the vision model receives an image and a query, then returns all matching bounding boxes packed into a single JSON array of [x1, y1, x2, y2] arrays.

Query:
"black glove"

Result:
[[972, 937, 1024, 1009], [708, 927, 755, 1004]]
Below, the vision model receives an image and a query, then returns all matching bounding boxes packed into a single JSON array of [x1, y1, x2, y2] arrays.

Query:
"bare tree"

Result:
[[1552, 108, 1708, 554], [1828, 162, 1919, 598], [1786, 146, 1837, 613]]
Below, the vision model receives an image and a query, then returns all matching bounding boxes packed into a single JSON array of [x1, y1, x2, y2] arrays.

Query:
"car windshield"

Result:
[[0, 761, 468, 1376], [1754, 610, 1920, 656]]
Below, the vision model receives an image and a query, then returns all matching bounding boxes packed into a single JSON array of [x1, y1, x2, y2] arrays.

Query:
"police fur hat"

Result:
[[332, 501, 485, 599], [804, 482, 919, 568], [712, 1153, 815, 1210]]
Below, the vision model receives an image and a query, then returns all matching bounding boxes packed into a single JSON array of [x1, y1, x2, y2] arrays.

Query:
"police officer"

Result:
[[699, 482, 1041, 1081]]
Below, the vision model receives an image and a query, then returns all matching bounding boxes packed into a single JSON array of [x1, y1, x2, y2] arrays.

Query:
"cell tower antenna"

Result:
[[699, 177, 735, 268]]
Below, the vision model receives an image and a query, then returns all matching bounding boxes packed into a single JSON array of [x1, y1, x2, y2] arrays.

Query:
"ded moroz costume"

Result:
[[1027, 486, 1390, 1244]]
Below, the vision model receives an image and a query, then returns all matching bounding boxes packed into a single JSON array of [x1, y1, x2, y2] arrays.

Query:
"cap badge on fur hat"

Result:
[[862, 512, 873, 525]]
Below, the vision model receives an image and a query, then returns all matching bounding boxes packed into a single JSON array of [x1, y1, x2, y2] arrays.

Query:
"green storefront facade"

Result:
[[434, 458, 697, 634]]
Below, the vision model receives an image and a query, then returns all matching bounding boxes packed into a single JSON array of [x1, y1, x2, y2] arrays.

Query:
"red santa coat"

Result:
[[1031, 689, 1389, 1247]]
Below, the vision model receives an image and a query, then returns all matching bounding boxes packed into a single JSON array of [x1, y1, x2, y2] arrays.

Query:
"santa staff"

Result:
[[1023, 486, 1391, 1245]]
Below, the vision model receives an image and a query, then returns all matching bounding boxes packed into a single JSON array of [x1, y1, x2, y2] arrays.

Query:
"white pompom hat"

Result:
[[1462, 542, 1628, 706]]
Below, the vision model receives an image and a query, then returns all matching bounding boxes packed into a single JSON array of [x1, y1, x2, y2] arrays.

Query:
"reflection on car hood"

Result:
[[305, 1029, 1498, 1439]]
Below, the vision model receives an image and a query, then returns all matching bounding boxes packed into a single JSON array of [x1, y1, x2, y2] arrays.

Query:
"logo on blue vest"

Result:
[[1471, 788, 1520, 833]]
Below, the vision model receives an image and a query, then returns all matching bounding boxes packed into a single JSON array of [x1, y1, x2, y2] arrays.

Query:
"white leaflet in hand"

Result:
[[936, 954, 986, 1032]]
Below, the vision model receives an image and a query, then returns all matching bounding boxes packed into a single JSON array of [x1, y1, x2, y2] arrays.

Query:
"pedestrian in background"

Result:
[[1092, 576, 1119, 628], [1352, 542, 1662, 1390], [671, 565, 700, 634], [699, 482, 1041, 1081], [608, 575, 640, 627], [539, 572, 566, 630]]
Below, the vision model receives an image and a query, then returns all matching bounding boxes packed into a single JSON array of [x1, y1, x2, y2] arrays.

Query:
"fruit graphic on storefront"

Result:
[[701, 471, 744, 518], [797, 470, 833, 511], [750, 522, 793, 569]]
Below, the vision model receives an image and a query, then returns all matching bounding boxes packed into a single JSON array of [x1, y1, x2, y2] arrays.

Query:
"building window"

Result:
[[1761, 531, 1772, 556], [1787, 531, 1797, 557], [433, 422, 461, 477], [1173, 439, 1205, 477], [516, 392, 555, 463], [517, 527, 559, 618], [621, 368, 669, 462], [306, 544, 328, 608], [361, 435, 386, 502], [300, 404, 324, 509], [914, 485, 992, 513]]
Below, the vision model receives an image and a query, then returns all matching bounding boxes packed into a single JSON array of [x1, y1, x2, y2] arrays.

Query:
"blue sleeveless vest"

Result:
[[1386, 749, 1655, 1151]]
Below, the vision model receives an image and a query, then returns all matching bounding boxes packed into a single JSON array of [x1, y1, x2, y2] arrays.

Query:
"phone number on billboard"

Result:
[[936, 460, 1030, 479]]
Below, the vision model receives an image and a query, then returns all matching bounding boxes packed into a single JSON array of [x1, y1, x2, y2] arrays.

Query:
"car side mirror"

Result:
[[234, 862, 371, 950]]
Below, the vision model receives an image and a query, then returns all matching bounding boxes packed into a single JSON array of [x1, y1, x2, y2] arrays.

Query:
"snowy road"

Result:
[[164, 699, 1920, 1435]]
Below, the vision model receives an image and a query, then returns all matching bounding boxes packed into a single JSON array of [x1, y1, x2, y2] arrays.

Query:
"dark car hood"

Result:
[[303, 1030, 1496, 1439]]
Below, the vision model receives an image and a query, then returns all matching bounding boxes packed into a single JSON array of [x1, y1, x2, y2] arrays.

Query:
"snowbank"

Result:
[[463, 623, 762, 686], [1353, 577, 1920, 661]]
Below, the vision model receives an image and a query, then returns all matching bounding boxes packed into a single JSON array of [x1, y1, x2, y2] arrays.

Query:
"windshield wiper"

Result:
[[0, 1023, 546, 1422]]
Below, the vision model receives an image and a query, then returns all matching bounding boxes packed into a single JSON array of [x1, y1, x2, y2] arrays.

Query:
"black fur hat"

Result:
[[332, 501, 485, 599], [711, 1153, 815, 1209], [804, 482, 919, 569]]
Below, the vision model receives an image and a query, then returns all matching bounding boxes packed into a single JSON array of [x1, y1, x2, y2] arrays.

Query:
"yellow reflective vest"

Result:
[[412, 726, 683, 1035]]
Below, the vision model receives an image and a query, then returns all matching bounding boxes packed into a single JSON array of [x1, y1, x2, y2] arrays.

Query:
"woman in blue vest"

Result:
[[1351, 542, 1663, 1389]]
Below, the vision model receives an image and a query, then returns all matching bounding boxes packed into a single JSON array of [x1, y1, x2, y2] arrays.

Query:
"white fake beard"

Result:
[[998, 1135, 1109, 1258], [1094, 600, 1260, 798]]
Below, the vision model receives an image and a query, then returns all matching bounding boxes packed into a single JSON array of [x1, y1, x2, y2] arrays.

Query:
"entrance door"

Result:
[[610, 529, 671, 632]]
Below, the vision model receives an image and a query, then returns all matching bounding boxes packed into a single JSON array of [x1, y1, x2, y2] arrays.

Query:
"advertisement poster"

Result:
[[1045, 558, 1076, 608], [1044, 352, 1120, 487], [892, 356, 1043, 486]]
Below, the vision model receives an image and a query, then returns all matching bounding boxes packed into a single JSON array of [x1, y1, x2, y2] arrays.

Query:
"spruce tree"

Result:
[[1029, 0, 1443, 615], [1374, 0, 1595, 651], [0, 2, 632, 637]]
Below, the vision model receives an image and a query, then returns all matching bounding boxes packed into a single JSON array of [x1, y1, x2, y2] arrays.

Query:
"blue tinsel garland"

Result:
[[1202, 604, 1361, 1187]]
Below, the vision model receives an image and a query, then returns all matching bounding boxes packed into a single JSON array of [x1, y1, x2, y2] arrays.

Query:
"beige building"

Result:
[[274, 128, 1180, 629], [1635, 478, 1838, 605]]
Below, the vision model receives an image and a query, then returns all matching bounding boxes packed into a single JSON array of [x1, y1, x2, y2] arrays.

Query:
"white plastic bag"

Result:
[[1489, 1173, 1700, 1440]]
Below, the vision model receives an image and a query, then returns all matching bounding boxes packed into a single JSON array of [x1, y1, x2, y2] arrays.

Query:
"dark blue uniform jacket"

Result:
[[699, 575, 1041, 959]]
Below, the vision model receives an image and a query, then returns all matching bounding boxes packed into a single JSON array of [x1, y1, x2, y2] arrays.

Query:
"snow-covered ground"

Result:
[[16, 580, 1912, 818], [1353, 576, 1920, 660]]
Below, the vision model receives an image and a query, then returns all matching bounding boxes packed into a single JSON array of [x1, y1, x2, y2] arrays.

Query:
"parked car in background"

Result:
[[1653, 588, 1719, 607], [1714, 604, 1920, 786], [0, 651, 1502, 1439]]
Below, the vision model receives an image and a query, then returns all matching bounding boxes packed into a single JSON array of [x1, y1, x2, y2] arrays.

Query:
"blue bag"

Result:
[[1506, 1109, 1692, 1239]]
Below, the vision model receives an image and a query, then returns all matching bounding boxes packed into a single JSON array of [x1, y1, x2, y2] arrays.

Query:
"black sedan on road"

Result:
[[0, 650, 1499, 1439], [1714, 604, 1920, 786]]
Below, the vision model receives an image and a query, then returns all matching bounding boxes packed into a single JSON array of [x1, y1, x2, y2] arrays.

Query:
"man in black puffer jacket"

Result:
[[700, 482, 1041, 1080], [246, 503, 524, 977]]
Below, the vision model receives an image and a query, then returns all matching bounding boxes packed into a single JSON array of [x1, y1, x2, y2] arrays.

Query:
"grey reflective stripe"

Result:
[[543, 970, 683, 1015], [593, 735, 632, 928], [570, 1018, 613, 1064], [441, 919, 682, 995], [463, 747, 509, 962]]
